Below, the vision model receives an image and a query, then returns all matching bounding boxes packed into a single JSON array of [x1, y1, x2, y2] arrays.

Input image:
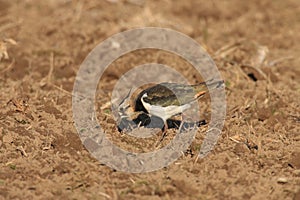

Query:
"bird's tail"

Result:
[[192, 80, 225, 98]]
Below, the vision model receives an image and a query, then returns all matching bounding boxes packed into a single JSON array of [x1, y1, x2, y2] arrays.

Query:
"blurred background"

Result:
[[0, 0, 299, 199]]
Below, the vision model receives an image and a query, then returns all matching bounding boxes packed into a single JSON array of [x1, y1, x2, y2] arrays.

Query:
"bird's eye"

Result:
[[119, 105, 129, 112]]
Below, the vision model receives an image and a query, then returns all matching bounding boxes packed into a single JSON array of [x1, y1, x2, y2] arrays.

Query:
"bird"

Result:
[[118, 80, 224, 136]]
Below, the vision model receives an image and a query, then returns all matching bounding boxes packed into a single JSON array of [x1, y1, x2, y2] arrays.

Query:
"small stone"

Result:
[[3, 134, 13, 143], [234, 143, 250, 156], [293, 170, 300, 176], [277, 177, 288, 184], [106, 118, 115, 124], [290, 152, 300, 169]]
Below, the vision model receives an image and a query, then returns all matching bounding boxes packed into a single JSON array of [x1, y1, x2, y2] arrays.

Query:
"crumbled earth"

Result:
[[0, 0, 299, 199]]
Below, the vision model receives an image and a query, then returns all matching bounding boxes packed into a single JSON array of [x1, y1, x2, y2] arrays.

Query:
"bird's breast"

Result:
[[141, 94, 191, 120]]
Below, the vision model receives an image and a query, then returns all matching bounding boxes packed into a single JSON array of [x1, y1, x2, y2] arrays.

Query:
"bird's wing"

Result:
[[143, 82, 207, 107]]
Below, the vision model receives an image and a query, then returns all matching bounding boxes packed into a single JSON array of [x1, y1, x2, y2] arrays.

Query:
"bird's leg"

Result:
[[162, 120, 168, 138], [178, 114, 184, 132], [155, 120, 168, 148]]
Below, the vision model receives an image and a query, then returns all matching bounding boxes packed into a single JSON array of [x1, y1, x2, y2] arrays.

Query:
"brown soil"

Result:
[[0, 0, 299, 199]]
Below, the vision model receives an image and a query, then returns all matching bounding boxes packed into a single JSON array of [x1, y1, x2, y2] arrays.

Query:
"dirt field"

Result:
[[0, 0, 299, 199]]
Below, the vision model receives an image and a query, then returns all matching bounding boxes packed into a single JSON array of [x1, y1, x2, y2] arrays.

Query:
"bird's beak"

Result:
[[118, 88, 132, 107], [117, 89, 135, 119]]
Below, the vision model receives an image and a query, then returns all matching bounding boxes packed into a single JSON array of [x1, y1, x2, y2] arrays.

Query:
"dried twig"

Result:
[[0, 58, 15, 73], [16, 146, 28, 157], [213, 39, 246, 58], [0, 39, 17, 61], [268, 56, 294, 66], [48, 52, 54, 83], [98, 191, 111, 199], [51, 84, 72, 96], [0, 20, 22, 33], [40, 52, 54, 87]]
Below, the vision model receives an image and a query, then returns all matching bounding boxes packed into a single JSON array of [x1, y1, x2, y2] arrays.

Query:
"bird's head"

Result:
[[117, 89, 149, 132], [117, 89, 142, 120], [117, 89, 132, 117]]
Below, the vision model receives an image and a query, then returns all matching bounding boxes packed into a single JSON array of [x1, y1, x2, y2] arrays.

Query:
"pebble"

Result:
[[293, 170, 300, 176], [277, 177, 288, 184], [3, 134, 13, 143]]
